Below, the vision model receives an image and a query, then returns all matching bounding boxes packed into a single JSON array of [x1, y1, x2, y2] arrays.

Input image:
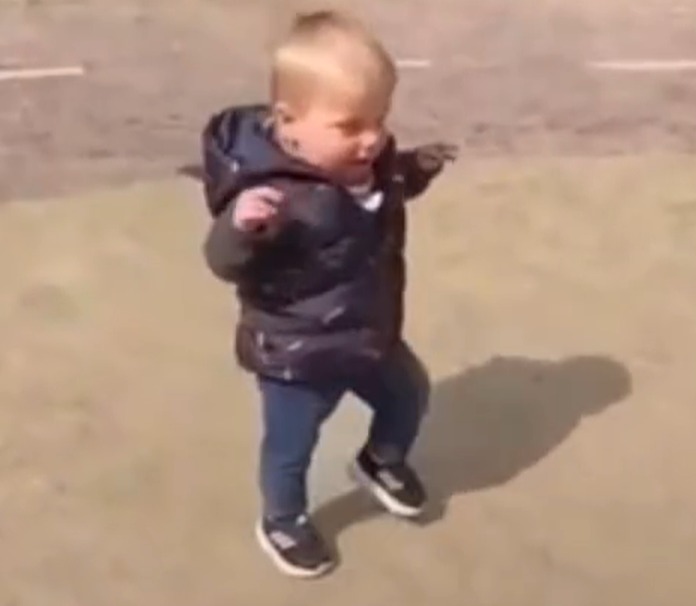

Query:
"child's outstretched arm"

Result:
[[204, 186, 284, 282], [397, 142, 458, 200]]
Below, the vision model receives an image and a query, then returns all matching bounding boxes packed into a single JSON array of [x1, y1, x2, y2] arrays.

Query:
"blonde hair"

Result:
[[271, 11, 397, 113]]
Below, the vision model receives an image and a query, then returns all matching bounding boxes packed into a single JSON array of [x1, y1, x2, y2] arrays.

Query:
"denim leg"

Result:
[[350, 342, 430, 464], [257, 377, 344, 520]]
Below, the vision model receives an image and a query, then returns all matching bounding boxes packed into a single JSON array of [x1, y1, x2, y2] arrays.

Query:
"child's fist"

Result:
[[232, 186, 284, 237], [414, 142, 459, 173]]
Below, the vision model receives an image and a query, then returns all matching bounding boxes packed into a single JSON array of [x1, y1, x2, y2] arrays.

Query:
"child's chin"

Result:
[[339, 165, 372, 186]]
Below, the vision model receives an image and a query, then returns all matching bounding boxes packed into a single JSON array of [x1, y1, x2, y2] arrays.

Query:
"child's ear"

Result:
[[273, 101, 296, 126]]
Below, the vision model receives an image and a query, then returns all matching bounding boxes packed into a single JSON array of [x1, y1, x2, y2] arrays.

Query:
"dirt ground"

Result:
[[1, 1, 696, 604]]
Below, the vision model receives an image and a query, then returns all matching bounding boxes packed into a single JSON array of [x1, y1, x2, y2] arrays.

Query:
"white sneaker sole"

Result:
[[349, 461, 424, 519], [255, 521, 333, 579]]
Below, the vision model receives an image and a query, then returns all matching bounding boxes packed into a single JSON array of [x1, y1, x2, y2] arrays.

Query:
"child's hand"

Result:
[[414, 142, 459, 173], [232, 186, 284, 237]]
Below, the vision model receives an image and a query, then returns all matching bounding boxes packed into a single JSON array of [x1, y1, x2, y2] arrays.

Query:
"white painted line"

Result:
[[587, 60, 696, 72], [0, 65, 86, 82], [396, 58, 432, 69]]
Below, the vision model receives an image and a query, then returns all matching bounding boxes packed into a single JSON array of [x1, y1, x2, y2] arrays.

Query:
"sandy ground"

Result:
[[2, 0, 696, 604], [2, 160, 696, 604]]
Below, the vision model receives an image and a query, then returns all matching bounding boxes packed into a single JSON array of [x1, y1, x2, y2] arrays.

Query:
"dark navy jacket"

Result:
[[202, 105, 440, 381]]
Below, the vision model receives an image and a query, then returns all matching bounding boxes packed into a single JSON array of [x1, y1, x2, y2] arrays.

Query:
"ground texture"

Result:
[[1, 1, 696, 604]]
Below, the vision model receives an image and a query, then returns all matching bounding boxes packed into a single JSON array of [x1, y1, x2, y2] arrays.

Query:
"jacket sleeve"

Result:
[[396, 149, 445, 201], [203, 197, 260, 283]]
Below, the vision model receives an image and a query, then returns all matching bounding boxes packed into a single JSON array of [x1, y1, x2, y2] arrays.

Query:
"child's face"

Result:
[[275, 93, 391, 186]]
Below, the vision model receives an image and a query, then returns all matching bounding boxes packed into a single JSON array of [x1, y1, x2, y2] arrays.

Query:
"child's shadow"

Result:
[[315, 355, 632, 542]]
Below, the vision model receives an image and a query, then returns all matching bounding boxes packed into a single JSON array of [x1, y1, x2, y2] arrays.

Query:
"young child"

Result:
[[201, 10, 456, 578]]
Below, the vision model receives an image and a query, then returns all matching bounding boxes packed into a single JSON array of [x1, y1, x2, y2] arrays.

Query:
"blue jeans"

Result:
[[257, 341, 430, 520]]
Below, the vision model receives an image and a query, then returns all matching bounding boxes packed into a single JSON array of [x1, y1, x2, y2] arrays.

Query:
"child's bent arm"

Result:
[[203, 200, 259, 282], [204, 184, 286, 282], [397, 142, 458, 201]]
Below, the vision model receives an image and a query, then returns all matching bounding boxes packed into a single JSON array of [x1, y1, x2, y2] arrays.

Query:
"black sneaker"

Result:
[[255, 515, 334, 578], [350, 448, 427, 518]]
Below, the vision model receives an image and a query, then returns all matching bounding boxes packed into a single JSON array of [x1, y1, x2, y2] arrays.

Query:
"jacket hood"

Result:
[[202, 105, 319, 216], [201, 104, 397, 216]]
